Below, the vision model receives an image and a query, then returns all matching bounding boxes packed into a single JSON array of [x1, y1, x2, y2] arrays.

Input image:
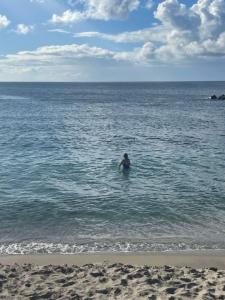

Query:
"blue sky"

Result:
[[0, 0, 225, 81]]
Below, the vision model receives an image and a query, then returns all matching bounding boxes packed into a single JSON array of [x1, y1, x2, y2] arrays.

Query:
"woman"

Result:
[[119, 153, 131, 170]]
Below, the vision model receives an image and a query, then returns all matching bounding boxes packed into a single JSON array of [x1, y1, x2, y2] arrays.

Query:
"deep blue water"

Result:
[[0, 82, 225, 254]]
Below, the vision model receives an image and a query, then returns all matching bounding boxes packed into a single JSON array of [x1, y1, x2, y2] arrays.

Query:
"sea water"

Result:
[[0, 82, 225, 255]]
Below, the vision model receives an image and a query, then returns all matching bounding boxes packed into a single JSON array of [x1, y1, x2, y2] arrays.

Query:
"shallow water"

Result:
[[0, 82, 225, 254]]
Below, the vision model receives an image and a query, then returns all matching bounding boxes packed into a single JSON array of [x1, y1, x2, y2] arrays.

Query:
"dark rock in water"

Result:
[[218, 94, 225, 100], [210, 94, 225, 100]]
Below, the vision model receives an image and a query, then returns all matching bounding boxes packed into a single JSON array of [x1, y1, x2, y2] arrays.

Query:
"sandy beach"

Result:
[[1, 252, 225, 299]]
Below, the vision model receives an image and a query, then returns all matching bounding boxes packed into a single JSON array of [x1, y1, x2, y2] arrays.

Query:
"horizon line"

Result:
[[0, 80, 224, 83]]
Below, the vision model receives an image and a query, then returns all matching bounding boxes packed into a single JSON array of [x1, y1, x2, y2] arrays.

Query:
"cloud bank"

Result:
[[50, 0, 140, 23], [73, 0, 225, 61]]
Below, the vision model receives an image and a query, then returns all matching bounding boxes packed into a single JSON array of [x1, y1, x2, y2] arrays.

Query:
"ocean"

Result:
[[0, 82, 225, 255]]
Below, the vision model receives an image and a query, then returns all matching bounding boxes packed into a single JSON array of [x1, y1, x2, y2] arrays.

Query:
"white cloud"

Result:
[[51, 10, 85, 23], [192, 0, 225, 39], [0, 43, 115, 81], [48, 28, 71, 34], [155, 0, 199, 31], [50, 0, 140, 23], [0, 43, 156, 75], [154, 0, 225, 41], [145, 0, 154, 10], [1, 0, 225, 81], [30, 0, 46, 3], [153, 0, 225, 59], [114, 42, 156, 64], [74, 26, 168, 43], [3, 44, 114, 64], [0, 40, 224, 81], [82, 0, 140, 20], [0, 14, 10, 29], [15, 24, 34, 35], [74, 0, 225, 61]]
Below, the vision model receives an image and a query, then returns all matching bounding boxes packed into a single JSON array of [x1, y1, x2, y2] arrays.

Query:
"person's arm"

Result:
[[119, 159, 124, 168]]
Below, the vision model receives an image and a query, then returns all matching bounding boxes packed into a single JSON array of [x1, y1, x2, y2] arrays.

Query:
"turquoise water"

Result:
[[0, 82, 225, 254]]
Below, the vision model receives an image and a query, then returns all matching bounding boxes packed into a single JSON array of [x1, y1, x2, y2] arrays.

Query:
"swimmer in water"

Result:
[[119, 153, 131, 170]]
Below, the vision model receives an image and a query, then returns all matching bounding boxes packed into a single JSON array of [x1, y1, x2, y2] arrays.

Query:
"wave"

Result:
[[0, 94, 29, 100], [1, 239, 225, 255]]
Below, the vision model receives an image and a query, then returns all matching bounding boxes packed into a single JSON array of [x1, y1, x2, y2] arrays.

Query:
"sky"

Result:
[[0, 0, 225, 81]]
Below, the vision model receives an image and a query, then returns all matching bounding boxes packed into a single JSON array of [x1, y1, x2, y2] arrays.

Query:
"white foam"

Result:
[[0, 95, 29, 100], [0, 240, 222, 255]]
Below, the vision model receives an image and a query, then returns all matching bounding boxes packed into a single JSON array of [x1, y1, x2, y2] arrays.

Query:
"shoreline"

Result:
[[1, 251, 225, 268]]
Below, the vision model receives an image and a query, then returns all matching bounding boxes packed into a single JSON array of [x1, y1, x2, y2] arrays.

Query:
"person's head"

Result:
[[124, 153, 128, 159]]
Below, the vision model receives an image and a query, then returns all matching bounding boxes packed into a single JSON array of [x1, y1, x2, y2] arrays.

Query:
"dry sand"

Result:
[[1, 253, 225, 299]]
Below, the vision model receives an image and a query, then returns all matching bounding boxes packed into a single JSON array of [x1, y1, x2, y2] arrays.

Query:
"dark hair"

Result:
[[124, 153, 128, 159]]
